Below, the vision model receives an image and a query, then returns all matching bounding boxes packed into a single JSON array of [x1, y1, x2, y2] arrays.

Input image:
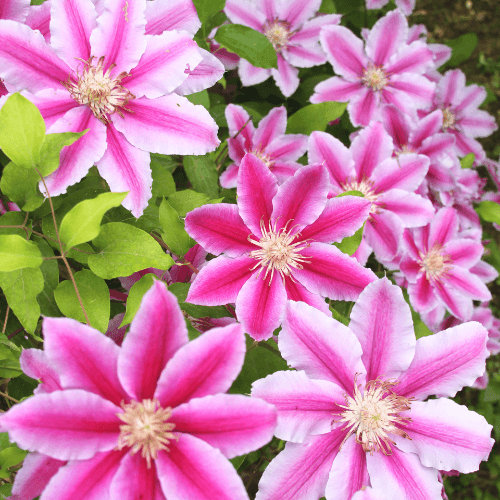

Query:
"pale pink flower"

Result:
[[366, 0, 415, 16], [0, 0, 221, 217], [0, 200, 20, 214], [311, 9, 435, 126], [252, 278, 494, 500], [308, 121, 434, 262], [2, 281, 276, 500], [185, 153, 376, 340], [220, 104, 308, 188], [225, 0, 341, 97], [400, 207, 492, 322]]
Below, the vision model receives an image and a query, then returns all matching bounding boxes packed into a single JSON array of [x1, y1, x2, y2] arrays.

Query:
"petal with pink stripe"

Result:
[[272, 54, 300, 97], [26, 88, 78, 131], [224, 0, 266, 31], [19, 348, 62, 395], [385, 41, 434, 75], [428, 207, 458, 248], [376, 190, 434, 228], [284, 276, 332, 316], [372, 154, 429, 193], [364, 210, 403, 262], [253, 106, 287, 149], [310, 76, 364, 103], [145, 0, 200, 36]]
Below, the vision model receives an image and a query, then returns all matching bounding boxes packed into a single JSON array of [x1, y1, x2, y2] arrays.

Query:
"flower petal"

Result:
[[272, 54, 300, 97], [310, 76, 364, 103], [348, 86, 379, 127], [118, 281, 188, 401], [145, 0, 200, 36], [238, 58, 271, 86], [364, 211, 403, 262], [277, 0, 321, 31], [428, 207, 458, 248], [19, 348, 62, 395], [156, 433, 248, 500], [252, 370, 344, 443], [284, 276, 332, 316], [25, 0, 51, 43], [443, 267, 491, 301], [252, 106, 286, 150], [224, 0, 266, 31], [395, 399, 493, 473], [458, 108, 498, 138], [396, 321, 489, 400], [436, 69, 465, 107], [385, 41, 434, 75], [265, 133, 308, 161], [285, 43, 326, 67], [372, 154, 429, 193], [409, 109, 443, 148], [385, 73, 435, 112], [408, 274, 437, 313], [376, 190, 434, 228], [280, 300, 364, 392], [0, 0, 30, 22]]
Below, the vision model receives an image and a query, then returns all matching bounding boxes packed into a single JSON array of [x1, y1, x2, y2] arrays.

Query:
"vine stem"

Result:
[[35, 169, 90, 327], [0, 390, 19, 404], [1, 306, 9, 335]]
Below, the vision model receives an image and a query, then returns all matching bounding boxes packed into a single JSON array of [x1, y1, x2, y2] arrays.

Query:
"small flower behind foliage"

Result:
[[0, 281, 276, 500]]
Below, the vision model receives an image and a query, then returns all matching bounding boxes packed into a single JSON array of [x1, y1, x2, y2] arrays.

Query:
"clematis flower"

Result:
[[252, 278, 494, 500], [311, 9, 435, 126], [400, 207, 492, 322], [185, 153, 376, 340], [0, 0, 220, 217], [308, 122, 434, 261], [1, 281, 276, 500], [220, 104, 308, 188], [225, 0, 341, 97], [366, 0, 415, 16]]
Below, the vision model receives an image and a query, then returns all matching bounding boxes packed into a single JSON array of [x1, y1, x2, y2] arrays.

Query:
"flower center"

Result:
[[117, 399, 177, 468], [396, 144, 416, 156], [248, 220, 310, 283], [342, 179, 379, 213], [264, 20, 291, 52], [338, 379, 412, 455], [442, 107, 456, 130], [361, 64, 389, 92], [419, 245, 451, 281], [62, 56, 135, 124], [251, 148, 274, 169]]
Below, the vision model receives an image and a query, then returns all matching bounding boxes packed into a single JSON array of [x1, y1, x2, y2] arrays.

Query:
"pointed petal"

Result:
[[156, 433, 248, 500], [145, 0, 200, 36], [367, 446, 442, 500], [395, 399, 493, 473], [443, 267, 491, 301], [154, 323, 245, 408], [294, 242, 377, 302], [0, 20, 72, 92], [114, 94, 219, 155], [364, 211, 403, 262], [124, 30, 203, 99], [272, 54, 300, 98], [385, 41, 434, 75], [272, 164, 329, 233], [458, 108, 498, 138], [409, 109, 443, 148], [185, 204, 254, 257], [372, 154, 429, 193], [237, 153, 278, 237], [25, 1, 52, 43], [307, 131, 355, 188], [408, 274, 437, 313], [19, 348, 62, 395], [400, 256, 422, 283], [352, 122, 394, 181], [385, 73, 436, 112], [235, 271, 287, 341], [238, 58, 271, 86], [225, 104, 255, 145], [253, 106, 287, 150], [186, 255, 254, 306], [443, 238, 483, 268], [280, 300, 364, 392], [97, 123, 152, 217], [0, 0, 30, 22], [42, 317, 127, 407], [379, 104, 411, 148], [255, 430, 344, 500], [290, 14, 341, 44], [277, 0, 321, 30], [0, 389, 120, 461], [24, 88, 78, 130], [470, 260, 498, 283], [89, 0, 147, 74], [252, 370, 344, 443], [271, 161, 304, 183], [50, 0, 96, 70], [348, 86, 379, 127], [284, 276, 332, 316], [118, 281, 188, 401], [171, 393, 276, 457], [437, 69, 465, 107], [285, 43, 326, 67], [376, 190, 434, 228], [455, 82, 487, 112], [396, 321, 489, 399], [428, 207, 458, 247], [175, 49, 224, 96], [224, 0, 266, 31], [349, 278, 416, 381], [310, 76, 364, 103]]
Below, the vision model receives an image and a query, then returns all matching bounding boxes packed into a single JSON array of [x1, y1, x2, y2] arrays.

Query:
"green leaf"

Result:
[[0, 93, 45, 169], [186, 90, 210, 110], [336, 190, 364, 198], [120, 273, 157, 327], [460, 153, 475, 169], [54, 270, 110, 333], [334, 224, 364, 256], [319, 0, 337, 13], [183, 154, 219, 199], [230, 455, 247, 470], [59, 191, 128, 248], [215, 24, 278, 69], [34, 237, 61, 317], [168, 282, 229, 319], [442, 33, 478, 68], [159, 199, 193, 256], [0, 162, 44, 211], [476, 201, 500, 225], [151, 155, 177, 197], [0, 267, 44, 333], [168, 189, 223, 217], [204, 11, 228, 37], [0, 447, 27, 470], [287, 102, 347, 135], [193, 0, 225, 25], [0, 235, 43, 271], [329, 306, 349, 326], [37, 130, 89, 177], [88, 222, 174, 279], [0, 212, 27, 237]]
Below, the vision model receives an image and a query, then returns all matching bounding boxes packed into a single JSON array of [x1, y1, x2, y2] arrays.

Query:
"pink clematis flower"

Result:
[[311, 9, 435, 126], [225, 0, 341, 97], [1, 281, 277, 500], [252, 278, 494, 500], [185, 153, 376, 340], [220, 104, 308, 188], [308, 122, 434, 261], [366, 0, 415, 16], [0, 0, 220, 217], [400, 207, 492, 322]]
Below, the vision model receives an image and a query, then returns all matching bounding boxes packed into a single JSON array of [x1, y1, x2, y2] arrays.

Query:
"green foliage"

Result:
[[167, 189, 223, 217], [120, 273, 157, 327], [35, 237, 61, 317], [183, 155, 219, 199], [334, 224, 364, 256], [168, 282, 230, 319], [442, 33, 479, 69], [287, 102, 347, 135], [193, 0, 225, 26], [0, 235, 42, 272], [186, 90, 211, 110], [0, 335, 22, 379], [476, 201, 500, 225], [159, 199, 194, 256], [0, 162, 44, 211], [460, 152, 475, 168], [215, 24, 278, 69]]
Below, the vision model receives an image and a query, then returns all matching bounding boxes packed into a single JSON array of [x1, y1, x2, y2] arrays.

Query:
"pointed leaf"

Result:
[[334, 224, 364, 256], [460, 153, 475, 169], [476, 201, 500, 225], [120, 273, 157, 327], [0, 162, 44, 211], [159, 199, 193, 256], [0, 235, 43, 271], [183, 154, 219, 199], [287, 102, 347, 135], [193, 0, 226, 25], [167, 189, 223, 217]]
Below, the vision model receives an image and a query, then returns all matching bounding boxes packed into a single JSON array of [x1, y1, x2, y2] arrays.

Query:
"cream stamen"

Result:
[[442, 107, 456, 130], [419, 245, 452, 281], [362, 64, 389, 92], [264, 20, 291, 52]]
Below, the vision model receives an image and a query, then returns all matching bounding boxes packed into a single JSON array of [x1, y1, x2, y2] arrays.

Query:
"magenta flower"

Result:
[[0, 0, 220, 217], [225, 0, 341, 97], [220, 104, 308, 188], [308, 122, 434, 261], [1, 281, 276, 500], [311, 9, 435, 126], [252, 278, 494, 500], [185, 153, 376, 340], [366, 0, 415, 16], [400, 207, 492, 321]]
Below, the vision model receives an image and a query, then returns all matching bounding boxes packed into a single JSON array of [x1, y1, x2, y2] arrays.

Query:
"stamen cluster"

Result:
[[442, 107, 456, 130], [263, 20, 291, 52], [342, 179, 379, 213], [419, 245, 452, 281], [361, 63, 389, 92]]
